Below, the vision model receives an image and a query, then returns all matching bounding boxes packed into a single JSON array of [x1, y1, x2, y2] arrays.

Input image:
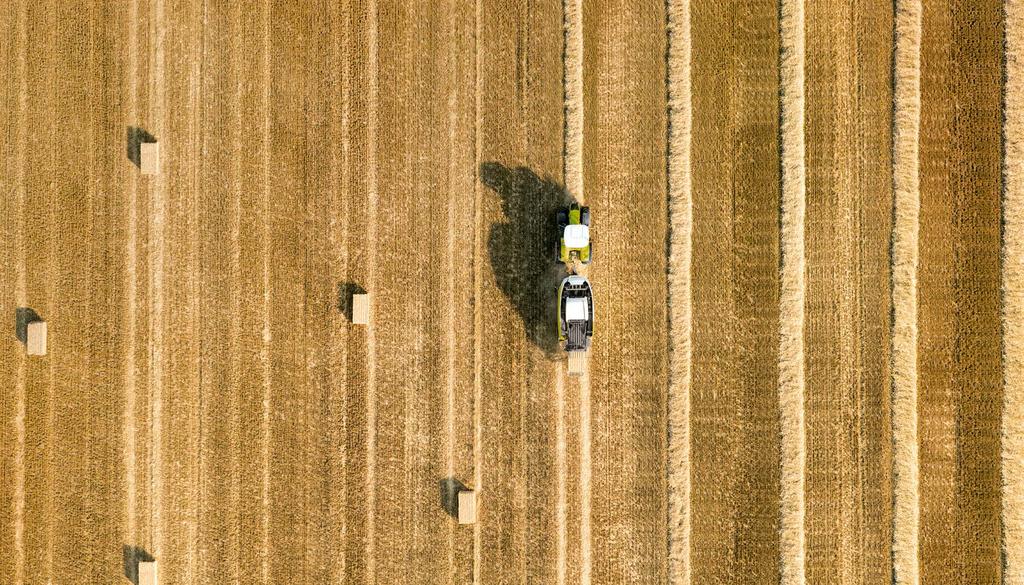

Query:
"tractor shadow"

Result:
[[126, 126, 156, 168], [122, 544, 155, 585], [479, 162, 575, 357]]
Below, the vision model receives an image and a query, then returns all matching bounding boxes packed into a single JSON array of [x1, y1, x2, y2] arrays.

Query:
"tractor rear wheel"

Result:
[[581, 207, 590, 226]]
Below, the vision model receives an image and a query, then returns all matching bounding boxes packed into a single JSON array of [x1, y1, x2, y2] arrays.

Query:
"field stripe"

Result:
[[562, 1, 589, 583], [224, 5, 244, 580], [690, 1, 781, 581], [471, 0, 482, 580], [327, 3, 350, 583], [778, 0, 807, 583], [561, 5, 577, 585], [43, 5, 56, 573], [563, 0, 583, 199], [666, 0, 692, 582], [150, 0, 167, 561], [917, 1, 1003, 580], [554, 364, 567, 585], [197, 4, 244, 583], [260, 2, 272, 582], [11, 2, 28, 583], [443, 0, 463, 580], [365, 1, 379, 582], [891, 0, 922, 584], [1006, 2, 1024, 582], [124, 0, 139, 552], [228, 5, 244, 579]]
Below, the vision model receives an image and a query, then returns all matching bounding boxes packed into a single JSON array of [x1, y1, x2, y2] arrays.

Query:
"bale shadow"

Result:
[[15, 307, 41, 345], [122, 544, 155, 585], [439, 477, 469, 519], [337, 282, 367, 322], [127, 126, 156, 168], [479, 162, 575, 357]]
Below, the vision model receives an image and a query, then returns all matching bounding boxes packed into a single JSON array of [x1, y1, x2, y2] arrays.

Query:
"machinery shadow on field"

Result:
[[337, 282, 367, 322], [15, 307, 41, 345], [122, 544, 155, 585], [439, 477, 469, 519], [480, 162, 574, 358], [126, 126, 156, 168]]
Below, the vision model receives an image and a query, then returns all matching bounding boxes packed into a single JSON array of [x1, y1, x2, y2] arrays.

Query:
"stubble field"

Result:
[[1, 1, 1021, 585]]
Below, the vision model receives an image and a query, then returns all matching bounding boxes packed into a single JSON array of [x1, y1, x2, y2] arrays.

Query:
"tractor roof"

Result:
[[564, 224, 589, 248]]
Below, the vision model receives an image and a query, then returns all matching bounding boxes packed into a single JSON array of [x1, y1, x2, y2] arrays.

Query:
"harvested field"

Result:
[[0, 1, 1018, 585]]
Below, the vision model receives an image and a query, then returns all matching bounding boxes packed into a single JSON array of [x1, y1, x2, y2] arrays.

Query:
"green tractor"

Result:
[[557, 202, 591, 266]]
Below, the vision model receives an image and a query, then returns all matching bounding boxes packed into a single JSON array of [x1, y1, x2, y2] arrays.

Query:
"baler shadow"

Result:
[[127, 126, 156, 168], [439, 477, 468, 519], [337, 282, 367, 322], [15, 307, 41, 345], [479, 162, 575, 358], [122, 544, 155, 585]]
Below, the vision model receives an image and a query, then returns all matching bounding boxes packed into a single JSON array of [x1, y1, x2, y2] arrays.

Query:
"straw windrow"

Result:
[[778, 0, 807, 583], [1004, 1, 1024, 582], [666, 0, 692, 583], [891, 1, 922, 583]]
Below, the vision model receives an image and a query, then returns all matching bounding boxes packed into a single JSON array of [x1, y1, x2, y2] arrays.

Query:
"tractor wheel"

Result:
[[557, 209, 568, 227], [581, 207, 591, 226]]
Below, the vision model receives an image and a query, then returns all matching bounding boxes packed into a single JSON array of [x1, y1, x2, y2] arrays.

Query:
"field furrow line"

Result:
[[190, 7, 202, 582], [196, 4, 242, 582], [43, 8, 56, 573], [365, 2, 379, 583], [666, 0, 692, 582], [260, 2, 272, 582], [50, 6, 101, 579], [151, 0, 166, 561], [579, 370, 592, 585], [328, 2, 350, 582], [234, 5, 271, 583], [92, 1, 134, 579], [778, 0, 807, 583], [471, 0, 482, 580], [10, 2, 28, 583], [891, 0, 922, 583], [0, 4, 19, 584], [1006, 2, 1024, 582], [124, 0, 140, 553], [266, 3, 312, 582], [553, 362, 566, 585], [226, 4, 244, 581], [444, 0, 459, 579], [130, 0, 155, 558]]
